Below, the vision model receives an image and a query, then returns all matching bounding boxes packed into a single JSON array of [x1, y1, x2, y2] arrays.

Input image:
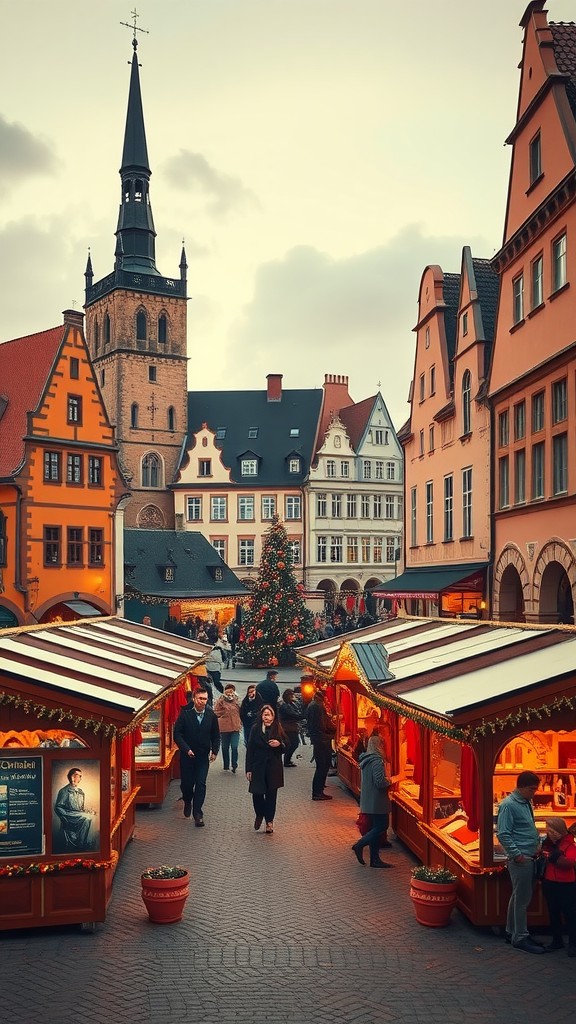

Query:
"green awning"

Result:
[[371, 563, 487, 600]]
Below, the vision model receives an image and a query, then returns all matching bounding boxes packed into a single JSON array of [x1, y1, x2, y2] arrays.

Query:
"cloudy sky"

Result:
[[1, 0, 574, 430]]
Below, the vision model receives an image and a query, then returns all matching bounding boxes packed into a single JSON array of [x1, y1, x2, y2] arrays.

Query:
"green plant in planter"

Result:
[[411, 865, 457, 884], [142, 865, 187, 880]]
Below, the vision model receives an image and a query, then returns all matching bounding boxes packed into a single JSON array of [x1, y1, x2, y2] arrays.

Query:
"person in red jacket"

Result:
[[541, 816, 576, 955]]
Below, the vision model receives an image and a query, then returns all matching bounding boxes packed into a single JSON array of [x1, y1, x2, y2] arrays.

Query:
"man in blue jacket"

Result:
[[173, 688, 220, 826], [496, 770, 543, 953]]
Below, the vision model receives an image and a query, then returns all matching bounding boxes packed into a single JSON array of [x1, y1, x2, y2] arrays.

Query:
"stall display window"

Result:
[[432, 736, 462, 820], [135, 710, 161, 763], [397, 717, 423, 809], [110, 739, 117, 819]]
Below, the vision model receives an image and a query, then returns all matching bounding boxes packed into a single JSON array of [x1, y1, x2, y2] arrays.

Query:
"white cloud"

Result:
[[0, 115, 58, 192], [162, 149, 259, 219]]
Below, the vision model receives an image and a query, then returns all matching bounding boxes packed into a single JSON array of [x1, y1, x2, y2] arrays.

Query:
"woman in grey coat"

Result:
[[351, 735, 396, 868]]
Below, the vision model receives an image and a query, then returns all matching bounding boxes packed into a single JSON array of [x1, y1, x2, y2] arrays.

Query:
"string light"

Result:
[[0, 855, 116, 878]]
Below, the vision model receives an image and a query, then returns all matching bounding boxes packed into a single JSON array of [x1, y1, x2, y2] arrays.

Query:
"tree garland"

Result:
[[0, 856, 115, 878], [0, 691, 116, 737]]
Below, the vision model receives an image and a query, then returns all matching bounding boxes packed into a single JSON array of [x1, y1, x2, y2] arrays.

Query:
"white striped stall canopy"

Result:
[[0, 617, 210, 718]]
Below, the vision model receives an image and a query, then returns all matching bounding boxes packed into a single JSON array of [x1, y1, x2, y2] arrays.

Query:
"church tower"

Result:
[[84, 27, 188, 529]]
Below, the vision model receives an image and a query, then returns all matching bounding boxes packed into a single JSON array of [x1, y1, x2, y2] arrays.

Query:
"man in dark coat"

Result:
[[173, 687, 220, 826], [256, 669, 280, 706], [306, 690, 336, 801]]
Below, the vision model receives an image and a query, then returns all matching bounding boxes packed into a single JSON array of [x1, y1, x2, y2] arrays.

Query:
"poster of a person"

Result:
[[51, 762, 100, 855]]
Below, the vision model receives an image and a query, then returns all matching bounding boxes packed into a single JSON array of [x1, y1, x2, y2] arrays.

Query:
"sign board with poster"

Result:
[[0, 756, 44, 858]]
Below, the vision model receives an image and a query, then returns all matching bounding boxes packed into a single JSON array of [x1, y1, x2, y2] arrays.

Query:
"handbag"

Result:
[[534, 856, 547, 881]]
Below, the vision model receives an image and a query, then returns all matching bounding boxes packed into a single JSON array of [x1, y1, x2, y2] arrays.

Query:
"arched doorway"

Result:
[[340, 578, 360, 618], [317, 579, 337, 615], [499, 565, 525, 623], [539, 562, 574, 624]]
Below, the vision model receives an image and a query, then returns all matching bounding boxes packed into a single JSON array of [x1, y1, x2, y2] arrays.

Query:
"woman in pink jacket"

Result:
[[214, 684, 242, 773], [541, 816, 576, 955]]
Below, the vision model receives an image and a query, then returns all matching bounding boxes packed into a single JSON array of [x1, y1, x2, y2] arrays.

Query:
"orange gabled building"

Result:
[[0, 309, 129, 626], [488, 3, 576, 624]]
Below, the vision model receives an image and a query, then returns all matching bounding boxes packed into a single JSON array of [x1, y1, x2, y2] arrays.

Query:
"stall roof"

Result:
[[0, 617, 210, 723], [371, 562, 488, 598]]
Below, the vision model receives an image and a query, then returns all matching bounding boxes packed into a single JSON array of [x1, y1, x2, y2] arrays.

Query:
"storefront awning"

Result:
[[63, 600, 104, 616], [371, 562, 488, 599]]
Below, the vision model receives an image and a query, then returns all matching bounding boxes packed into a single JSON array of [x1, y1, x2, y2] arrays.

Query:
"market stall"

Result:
[[298, 617, 576, 927], [0, 617, 208, 931]]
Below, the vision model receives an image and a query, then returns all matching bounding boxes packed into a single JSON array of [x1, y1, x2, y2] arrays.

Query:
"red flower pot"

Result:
[[409, 877, 458, 927], [141, 871, 190, 924]]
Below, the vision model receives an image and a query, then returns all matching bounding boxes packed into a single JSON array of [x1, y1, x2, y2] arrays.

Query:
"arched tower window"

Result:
[[104, 313, 111, 345], [168, 406, 176, 431], [158, 314, 167, 344], [142, 452, 162, 489], [136, 310, 147, 345], [135, 179, 144, 203], [462, 370, 472, 435], [131, 403, 139, 429], [94, 318, 100, 353]]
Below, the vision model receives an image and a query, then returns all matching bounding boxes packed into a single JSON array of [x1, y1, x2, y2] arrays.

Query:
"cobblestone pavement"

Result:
[[1, 673, 574, 1024]]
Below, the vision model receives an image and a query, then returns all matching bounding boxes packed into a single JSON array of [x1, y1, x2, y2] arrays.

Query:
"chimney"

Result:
[[317, 373, 354, 441], [266, 373, 283, 402], [63, 309, 85, 328]]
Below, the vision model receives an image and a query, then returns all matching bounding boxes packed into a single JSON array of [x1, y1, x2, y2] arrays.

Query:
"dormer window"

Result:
[[241, 459, 258, 477], [164, 566, 175, 582], [289, 458, 300, 473], [216, 428, 226, 440], [248, 428, 258, 439], [289, 428, 299, 437]]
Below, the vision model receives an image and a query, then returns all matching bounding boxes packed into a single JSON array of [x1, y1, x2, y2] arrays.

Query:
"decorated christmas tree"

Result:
[[239, 515, 315, 666]]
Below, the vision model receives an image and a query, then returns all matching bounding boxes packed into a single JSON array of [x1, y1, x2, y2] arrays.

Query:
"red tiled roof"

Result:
[[0, 326, 64, 476], [338, 394, 378, 450]]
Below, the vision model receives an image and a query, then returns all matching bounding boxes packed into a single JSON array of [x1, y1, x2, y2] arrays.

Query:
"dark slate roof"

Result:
[[121, 47, 150, 173], [472, 257, 499, 364], [124, 529, 247, 599], [350, 642, 396, 684], [442, 272, 461, 365], [551, 22, 576, 121], [185, 388, 323, 486]]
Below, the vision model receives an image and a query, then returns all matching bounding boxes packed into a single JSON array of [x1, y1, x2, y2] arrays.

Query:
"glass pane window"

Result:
[[187, 497, 202, 521], [375, 461, 384, 480], [67, 527, 83, 566], [553, 434, 568, 495], [66, 454, 82, 484], [316, 493, 327, 518], [426, 482, 434, 543], [288, 539, 301, 564], [462, 468, 473, 537], [410, 487, 417, 547], [552, 233, 567, 292], [532, 443, 545, 499], [238, 496, 255, 521], [89, 528, 104, 565], [44, 451, 61, 482], [531, 254, 543, 308], [261, 496, 276, 520], [212, 539, 226, 560], [498, 410, 509, 447], [363, 461, 371, 480], [238, 539, 255, 566], [44, 526, 61, 565], [329, 536, 343, 563], [88, 456, 103, 485], [361, 536, 371, 561], [499, 456, 509, 509], [361, 495, 370, 519], [532, 392, 544, 433], [552, 379, 567, 424], [326, 460, 336, 478], [285, 496, 301, 520], [331, 494, 342, 518], [346, 494, 357, 518], [444, 475, 453, 542], [211, 497, 227, 521], [373, 495, 382, 519], [512, 273, 524, 323], [347, 536, 358, 563], [317, 536, 327, 562], [514, 450, 526, 505], [513, 401, 526, 441], [241, 459, 258, 477], [340, 461, 349, 477]]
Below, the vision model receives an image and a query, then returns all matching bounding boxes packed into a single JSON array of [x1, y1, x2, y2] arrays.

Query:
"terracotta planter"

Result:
[[409, 877, 458, 927], [141, 871, 190, 924]]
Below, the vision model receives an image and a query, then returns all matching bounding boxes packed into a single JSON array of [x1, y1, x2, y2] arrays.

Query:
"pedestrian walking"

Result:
[[214, 683, 242, 773], [541, 816, 576, 955], [240, 684, 263, 746], [245, 704, 286, 834], [215, 632, 232, 669], [496, 770, 544, 953], [205, 644, 224, 695], [306, 689, 336, 801], [351, 736, 397, 868], [173, 687, 220, 827], [256, 669, 280, 707], [278, 688, 302, 767]]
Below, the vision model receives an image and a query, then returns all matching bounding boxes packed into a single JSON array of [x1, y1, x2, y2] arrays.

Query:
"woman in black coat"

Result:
[[245, 704, 286, 834]]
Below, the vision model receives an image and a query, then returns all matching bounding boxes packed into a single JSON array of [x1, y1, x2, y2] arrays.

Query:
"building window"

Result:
[[104, 313, 111, 345], [386, 461, 395, 480], [386, 537, 396, 563], [373, 495, 383, 519], [316, 493, 327, 518], [94, 318, 100, 352], [498, 409, 509, 447], [373, 538, 383, 564], [285, 496, 301, 520], [419, 374, 425, 402], [514, 449, 526, 505], [136, 310, 147, 343], [199, 459, 212, 477], [168, 406, 176, 431], [425, 482, 433, 543], [375, 429, 387, 445], [346, 494, 357, 519], [248, 428, 258, 439], [317, 536, 327, 563], [531, 254, 544, 308], [142, 452, 161, 488], [66, 454, 82, 484], [44, 451, 61, 482], [512, 273, 524, 324], [444, 475, 453, 542], [361, 495, 370, 519], [430, 365, 436, 395], [532, 391, 545, 433], [238, 496, 255, 521], [238, 540, 255, 566], [532, 442, 545, 499], [361, 536, 371, 561], [67, 527, 83, 566], [148, 366, 157, 383], [330, 536, 343, 563], [44, 526, 61, 565], [375, 460, 384, 480], [425, 326, 430, 348], [553, 434, 568, 495], [187, 497, 202, 521], [462, 467, 472, 537], [131, 403, 139, 428], [211, 497, 227, 521], [261, 496, 276, 520], [499, 456, 510, 509], [340, 461, 349, 477], [410, 487, 417, 547], [552, 379, 567, 424], [552, 233, 567, 292], [385, 495, 395, 519], [241, 459, 258, 477], [289, 458, 300, 474], [67, 395, 82, 424], [215, 428, 226, 440], [326, 460, 336, 478], [89, 528, 104, 566], [69, 357, 79, 380], [158, 314, 167, 344], [429, 425, 435, 452], [529, 131, 542, 184], [362, 460, 372, 480], [462, 370, 471, 434], [331, 494, 342, 518], [514, 401, 526, 441], [100, 370, 105, 386], [288, 539, 301, 564], [0, 513, 6, 567], [290, 428, 300, 438], [347, 536, 358, 563], [462, 312, 468, 336], [88, 456, 103, 486], [164, 566, 175, 583], [419, 430, 424, 456], [212, 539, 226, 560]]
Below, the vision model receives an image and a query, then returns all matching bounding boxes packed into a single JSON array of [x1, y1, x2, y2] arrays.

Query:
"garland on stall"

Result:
[[462, 693, 576, 744], [0, 856, 116, 878], [363, 684, 467, 741], [0, 691, 116, 737]]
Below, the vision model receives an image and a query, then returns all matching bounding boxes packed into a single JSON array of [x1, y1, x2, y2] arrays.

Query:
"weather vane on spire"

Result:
[[120, 8, 149, 51]]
